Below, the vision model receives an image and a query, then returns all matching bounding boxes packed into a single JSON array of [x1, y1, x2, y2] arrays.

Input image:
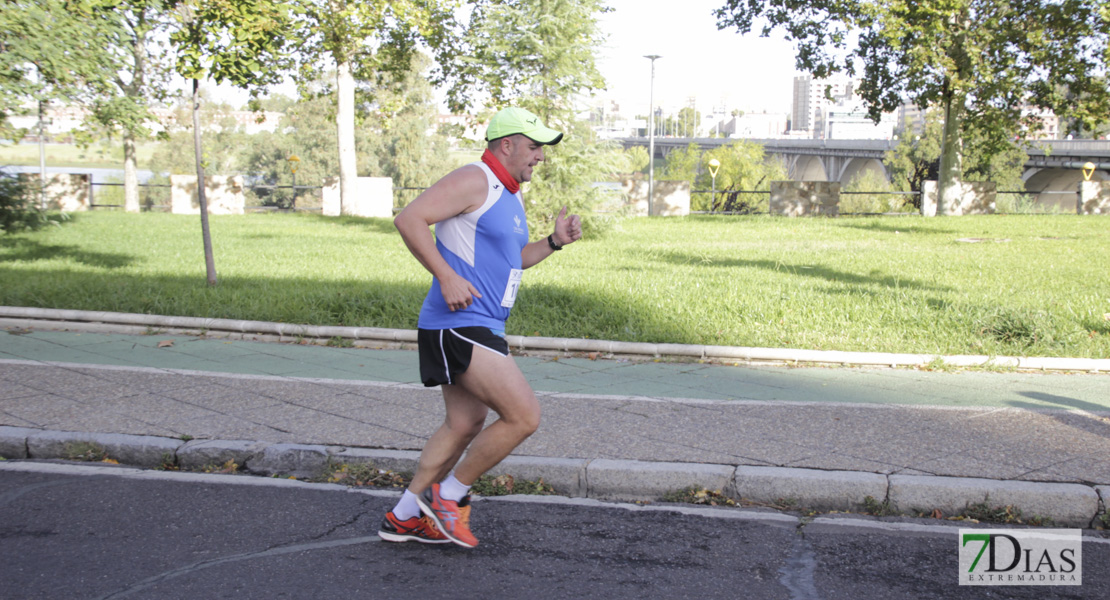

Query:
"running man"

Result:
[[378, 107, 582, 548]]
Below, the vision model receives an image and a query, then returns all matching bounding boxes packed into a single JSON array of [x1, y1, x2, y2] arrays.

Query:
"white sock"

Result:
[[439, 474, 471, 502], [392, 490, 422, 521]]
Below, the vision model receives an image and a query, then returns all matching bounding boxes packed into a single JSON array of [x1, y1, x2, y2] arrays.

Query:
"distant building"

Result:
[[727, 112, 789, 138], [791, 75, 856, 138], [1022, 106, 1059, 139], [821, 103, 897, 140], [7, 102, 283, 140], [896, 104, 927, 135], [894, 103, 1061, 139], [791, 75, 903, 139]]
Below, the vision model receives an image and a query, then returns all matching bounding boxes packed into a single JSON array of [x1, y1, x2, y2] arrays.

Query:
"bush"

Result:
[[840, 170, 910, 214], [0, 173, 47, 233]]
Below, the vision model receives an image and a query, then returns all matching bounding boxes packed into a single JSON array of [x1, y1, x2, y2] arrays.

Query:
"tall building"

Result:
[[791, 75, 856, 138]]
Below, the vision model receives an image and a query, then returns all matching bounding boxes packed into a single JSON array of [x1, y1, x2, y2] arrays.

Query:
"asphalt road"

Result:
[[2, 463, 1108, 600]]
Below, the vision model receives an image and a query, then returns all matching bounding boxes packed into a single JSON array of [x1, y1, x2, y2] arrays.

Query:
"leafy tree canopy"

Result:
[[715, 0, 1110, 138], [715, 0, 1108, 211], [663, 141, 787, 212], [0, 0, 112, 128], [886, 111, 1027, 195], [450, 0, 625, 235]]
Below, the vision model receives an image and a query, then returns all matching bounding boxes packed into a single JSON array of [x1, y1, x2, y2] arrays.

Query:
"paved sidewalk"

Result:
[[2, 322, 1109, 526]]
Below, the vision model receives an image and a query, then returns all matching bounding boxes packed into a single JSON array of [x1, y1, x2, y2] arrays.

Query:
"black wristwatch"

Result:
[[547, 234, 563, 251]]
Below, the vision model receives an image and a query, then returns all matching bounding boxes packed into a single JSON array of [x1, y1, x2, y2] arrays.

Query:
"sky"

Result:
[[204, 0, 805, 118], [594, 0, 803, 117]]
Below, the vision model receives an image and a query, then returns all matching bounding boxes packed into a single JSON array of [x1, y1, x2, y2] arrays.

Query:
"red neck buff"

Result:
[[481, 149, 520, 194]]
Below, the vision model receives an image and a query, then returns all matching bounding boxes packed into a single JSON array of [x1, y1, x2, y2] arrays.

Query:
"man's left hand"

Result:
[[553, 205, 582, 246]]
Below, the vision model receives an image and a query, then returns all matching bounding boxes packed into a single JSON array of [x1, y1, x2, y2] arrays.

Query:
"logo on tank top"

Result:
[[513, 214, 525, 235]]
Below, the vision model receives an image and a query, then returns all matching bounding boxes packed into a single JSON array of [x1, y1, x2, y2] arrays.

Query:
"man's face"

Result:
[[503, 135, 546, 182]]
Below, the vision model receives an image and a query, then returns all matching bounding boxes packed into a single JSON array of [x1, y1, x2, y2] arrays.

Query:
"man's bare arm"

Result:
[[521, 206, 582, 269], [394, 165, 488, 312]]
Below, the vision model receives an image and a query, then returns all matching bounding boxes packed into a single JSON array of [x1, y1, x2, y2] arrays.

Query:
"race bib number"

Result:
[[500, 269, 523, 308]]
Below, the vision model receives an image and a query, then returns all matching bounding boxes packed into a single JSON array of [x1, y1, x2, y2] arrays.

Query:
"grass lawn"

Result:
[[1, 211, 1108, 358], [0, 141, 159, 170]]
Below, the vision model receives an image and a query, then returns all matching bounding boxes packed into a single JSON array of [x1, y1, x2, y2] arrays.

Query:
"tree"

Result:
[[147, 95, 255, 180], [678, 107, 701, 137], [715, 0, 1110, 214], [662, 141, 787, 212], [450, 0, 626, 234], [885, 110, 1027, 209], [170, 0, 294, 286], [623, 146, 649, 174], [700, 141, 787, 212], [0, 0, 109, 207], [661, 143, 702, 183], [364, 53, 456, 193], [292, 0, 458, 216], [79, 0, 176, 213], [0, 0, 107, 121], [0, 173, 49, 233], [841, 169, 902, 214], [885, 116, 943, 199]]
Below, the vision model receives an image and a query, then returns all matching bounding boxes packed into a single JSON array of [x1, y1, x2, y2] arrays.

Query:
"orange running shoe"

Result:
[[416, 484, 478, 548], [377, 511, 449, 544]]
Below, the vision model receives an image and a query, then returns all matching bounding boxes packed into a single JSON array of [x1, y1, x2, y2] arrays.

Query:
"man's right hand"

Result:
[[440, 272, 482, 312]]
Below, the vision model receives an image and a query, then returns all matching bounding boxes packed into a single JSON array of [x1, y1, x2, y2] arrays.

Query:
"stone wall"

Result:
[[170, 175, 245, 215], [17, 173, 90, 212], [770, 181, 840, 217], [621, 179, 690, 217], [1077, 181, 1110, 215], [322, 176, 393, 218], [920, 181, 996, 216]]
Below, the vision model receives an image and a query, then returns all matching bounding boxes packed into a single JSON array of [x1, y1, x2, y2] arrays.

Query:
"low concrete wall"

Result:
[[921, 180, 996, 216], [621, 179, 690, 217], [17, 173, 90, 211], [322, 176, 393, 218], [1077, 181, 1110, 214], [770, 181, 839, 216], [170, 175, 245, 215]]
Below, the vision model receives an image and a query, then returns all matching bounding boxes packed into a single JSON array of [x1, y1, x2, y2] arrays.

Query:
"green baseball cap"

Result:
[[486, 107, 564, 145]]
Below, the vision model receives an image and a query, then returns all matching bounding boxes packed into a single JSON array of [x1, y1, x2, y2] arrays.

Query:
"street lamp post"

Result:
[[708, 158, 720, 212], [644, 54, 661, 217], [38, 100, 49, 210], [287, 155, 300, 210]]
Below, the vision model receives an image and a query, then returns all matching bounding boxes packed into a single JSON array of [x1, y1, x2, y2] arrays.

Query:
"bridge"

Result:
[[618, 137, 1110, 210]]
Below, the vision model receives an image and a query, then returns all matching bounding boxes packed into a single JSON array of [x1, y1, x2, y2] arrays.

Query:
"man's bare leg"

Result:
[[408, 385, 489, 494], [450, 348, 541, 485]]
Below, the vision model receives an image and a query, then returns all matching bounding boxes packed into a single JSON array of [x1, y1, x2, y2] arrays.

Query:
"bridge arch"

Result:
[[838, 158, 889, 185], [790, 155, 828, 181], [1023, 167, 1106, 212]]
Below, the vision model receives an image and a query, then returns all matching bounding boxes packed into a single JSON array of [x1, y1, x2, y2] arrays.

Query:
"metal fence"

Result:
[[87, 181, 324, 212], [88, 181, 428, 213], [691, 188, 1078, 215], [84, 181, 1077, 216]]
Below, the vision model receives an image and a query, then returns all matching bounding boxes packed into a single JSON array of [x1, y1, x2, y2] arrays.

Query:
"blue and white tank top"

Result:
[[417, 161, 529, 330]]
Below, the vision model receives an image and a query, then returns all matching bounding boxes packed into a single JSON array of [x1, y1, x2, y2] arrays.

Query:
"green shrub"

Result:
[[1, 173, 45, 233]]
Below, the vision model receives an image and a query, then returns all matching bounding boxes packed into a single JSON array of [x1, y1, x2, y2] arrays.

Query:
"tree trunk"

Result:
[[192, 78, 217, 286], [936, 86, 964, 216], [123, 133, 140, 213], [336, 60, 357, 216]]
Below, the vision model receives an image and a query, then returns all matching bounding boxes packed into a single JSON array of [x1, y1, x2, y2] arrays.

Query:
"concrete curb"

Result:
[[4, 306, 1110, 372], [734, 465, 888, 512], [24, 429, 183, 469], [2, 426, 1105, 528], [888, 474, 1099, 528]]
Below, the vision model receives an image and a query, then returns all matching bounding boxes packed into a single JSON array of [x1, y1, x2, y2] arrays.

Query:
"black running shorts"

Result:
[[418, 327, 510, 387]]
